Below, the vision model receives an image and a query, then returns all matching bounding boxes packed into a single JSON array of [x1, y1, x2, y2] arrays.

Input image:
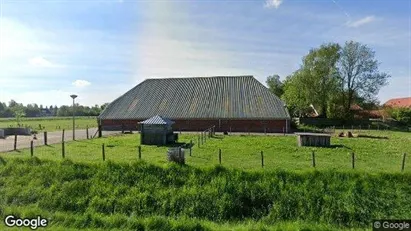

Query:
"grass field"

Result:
[[1, 129, 410, 230], [0, 117, 98, 132], [2, 129, 410, 173]]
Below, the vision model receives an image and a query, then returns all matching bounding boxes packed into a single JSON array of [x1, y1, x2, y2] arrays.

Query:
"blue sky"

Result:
[[0, 0, 410, 106]]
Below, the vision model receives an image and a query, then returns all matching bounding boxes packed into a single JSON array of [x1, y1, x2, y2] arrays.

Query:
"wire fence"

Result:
[[0, 127, 409, 172]]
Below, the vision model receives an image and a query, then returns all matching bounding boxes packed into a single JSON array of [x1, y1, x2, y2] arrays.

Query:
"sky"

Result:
[[0, 0, 410, 107]]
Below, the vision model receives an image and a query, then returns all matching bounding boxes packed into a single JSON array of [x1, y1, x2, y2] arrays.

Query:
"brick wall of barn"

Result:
[[100, 119, 290, 133]]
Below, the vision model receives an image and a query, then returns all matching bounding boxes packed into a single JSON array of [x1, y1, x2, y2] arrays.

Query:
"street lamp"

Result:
[[70, 94, 78, 140]]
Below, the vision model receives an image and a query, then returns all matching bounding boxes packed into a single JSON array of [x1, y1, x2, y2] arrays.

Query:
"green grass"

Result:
[[2, 129, 410, 173], [1, 129, 410, 230], [1, 158, 409, 230], [0, 117, 98, 132]]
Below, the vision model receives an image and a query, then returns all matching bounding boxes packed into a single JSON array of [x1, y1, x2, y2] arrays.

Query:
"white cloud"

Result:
[[28, 56, 56, 67], [346, 16, 376, 28], [72, 80, 91, 88], [264, 0, 283, 9]]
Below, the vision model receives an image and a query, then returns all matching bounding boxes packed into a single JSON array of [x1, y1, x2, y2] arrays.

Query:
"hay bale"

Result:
[[167, 148, 185, 164]]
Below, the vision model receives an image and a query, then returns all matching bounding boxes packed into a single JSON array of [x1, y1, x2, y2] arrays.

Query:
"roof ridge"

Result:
[[144, 75, 254, 80]]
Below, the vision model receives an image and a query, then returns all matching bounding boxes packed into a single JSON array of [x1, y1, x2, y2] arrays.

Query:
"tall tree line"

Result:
[[267, 41, 389, 119], [0, 100, 109, 118]]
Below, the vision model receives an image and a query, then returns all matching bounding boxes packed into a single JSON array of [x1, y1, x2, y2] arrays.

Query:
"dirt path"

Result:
[[0, 128, 120, 152]]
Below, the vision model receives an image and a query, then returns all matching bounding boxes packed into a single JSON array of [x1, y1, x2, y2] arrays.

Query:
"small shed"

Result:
[[295, 132, 331, 147], [138, 115, 177, 145]]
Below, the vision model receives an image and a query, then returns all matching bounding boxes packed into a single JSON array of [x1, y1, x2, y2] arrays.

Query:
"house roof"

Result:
[[138, 115, 175, 125], [99, 75, 290, 120], [384, 97, 411, 108]]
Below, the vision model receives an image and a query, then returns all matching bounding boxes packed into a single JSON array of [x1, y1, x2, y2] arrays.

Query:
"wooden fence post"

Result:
[[62, 129, 65, 142], [190, 140, 192, 156], [138, 146, 141, 159], [86, 126, 89, 139], [352, 152, 355, 169], [30, 141, 34, 157], [102, 144, 105, 161], [219, 149, 222, 165], [14, 135, 17, 150], [312, 150, 316, 168], [402, 153, 407, 172], [261, 151, 264, 168], [44, 132, 47, 145], [62, 142, 65, 158]]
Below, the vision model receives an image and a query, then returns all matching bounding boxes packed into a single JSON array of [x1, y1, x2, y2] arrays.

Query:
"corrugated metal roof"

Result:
[[99, 76, 290, 120], [138, 115, 175, 125]]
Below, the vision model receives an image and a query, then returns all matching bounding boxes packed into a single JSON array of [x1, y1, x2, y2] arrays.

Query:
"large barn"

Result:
[[98, 76, 290, 133]]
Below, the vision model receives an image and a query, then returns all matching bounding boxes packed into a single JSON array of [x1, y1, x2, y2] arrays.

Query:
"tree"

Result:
[[337, 41, 390, 117], [281, 43, 341, 118], [8, 100, 18, 108], [100, 103, 109, 111], [266, 74, 284, 98], [282, 71, 311, 117], [299, 43, 341, 117]]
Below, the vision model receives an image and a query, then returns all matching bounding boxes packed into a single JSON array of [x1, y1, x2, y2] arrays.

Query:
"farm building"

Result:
[[98, 76, 290, 133]]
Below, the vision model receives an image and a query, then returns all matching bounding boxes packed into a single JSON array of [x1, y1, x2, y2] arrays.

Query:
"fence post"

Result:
[[86, 126, 89, 139], [138, 146, 141, 159], [62, 129, 65, 142], [14, 135, 17, 150], [219, 149, 222, 165], [283, 127, 285, 136], [352, 152, 355, 169], [190, 140, 192, 156], [30, 141, 34, 157], [261, 151, 264, 168], [44, 132, 48, 145], [102, 143, 105, 161], [402, 153, 407, 172], [312, 150, 316, 168], [62, 142, 65, 158], [198, 136, 201, 148]]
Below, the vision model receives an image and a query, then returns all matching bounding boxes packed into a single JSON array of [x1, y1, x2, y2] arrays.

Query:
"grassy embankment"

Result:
[[0, 158, 410, 230], [0, 117, 98, 132]]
